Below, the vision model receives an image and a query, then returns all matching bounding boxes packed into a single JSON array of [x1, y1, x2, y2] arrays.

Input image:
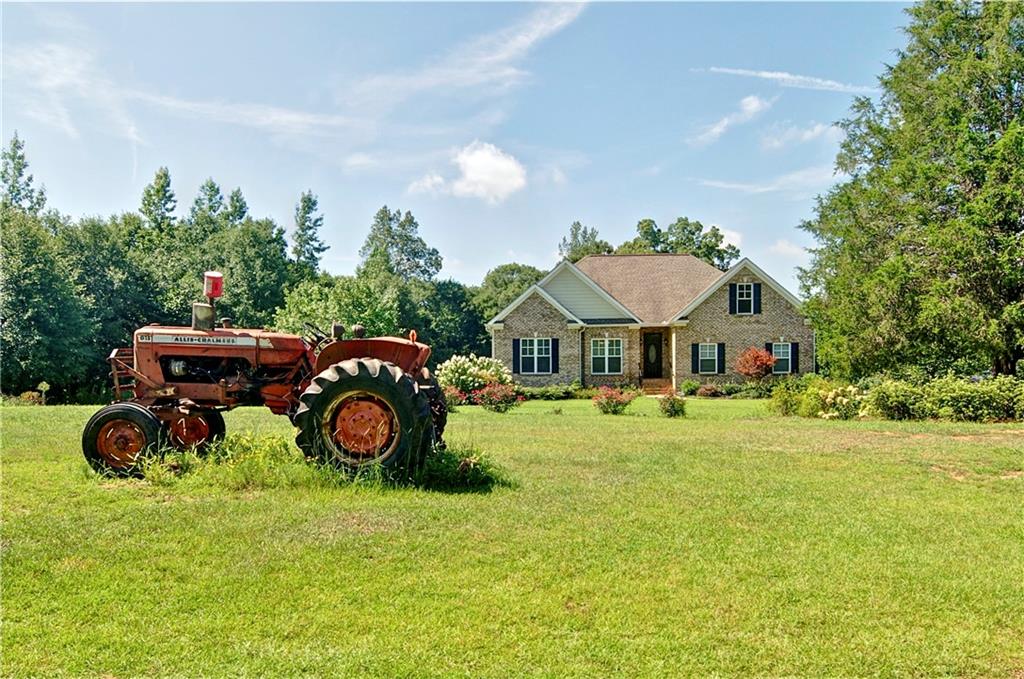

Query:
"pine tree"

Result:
[[291, 190, 328, 274], [1, 132, 46, 214], [224, 188, 249, 226], [140, 167, 177, 230]]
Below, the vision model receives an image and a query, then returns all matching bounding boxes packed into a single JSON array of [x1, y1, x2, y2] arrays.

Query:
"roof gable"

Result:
[[539, 261, 637, 322], [671, 258, 803, 320], [488, 285, 582, 325], [575, 254, 724, 324]]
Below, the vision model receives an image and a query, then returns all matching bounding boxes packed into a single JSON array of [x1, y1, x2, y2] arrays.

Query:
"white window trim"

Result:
[[736, 282, 754, 315], [520, 337, 552, 375], [591, 338, 623, 375], [698, 343, 718, 375], [772, 342, 792, 374]]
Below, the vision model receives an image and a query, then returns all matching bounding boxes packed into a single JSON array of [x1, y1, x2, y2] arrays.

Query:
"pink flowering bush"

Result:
[[442, 385, 469, 410], [472, 383, 523, 413], [592, 386, 638, 415]]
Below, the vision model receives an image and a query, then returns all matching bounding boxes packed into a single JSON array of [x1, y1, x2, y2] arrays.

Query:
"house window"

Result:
[[591, 338, 623, 375], [520, 338, 551, 374], [698, 343, 718, 374], [772, 342, 791, 374], [736, 283, 753, 314]]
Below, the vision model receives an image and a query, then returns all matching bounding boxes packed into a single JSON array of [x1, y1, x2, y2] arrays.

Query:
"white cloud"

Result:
[[347, 4, 585, 111], [701, 67, 878, 95], [720, 228, 743, 248], [689, 95, 774, 146], [768, 239, 809, 260], [452, 141, 527, 203], [406, 141, 527, 203], [761, 122, 842, 150], [699, 164, 842, 196], [407, 172, 447, 196]]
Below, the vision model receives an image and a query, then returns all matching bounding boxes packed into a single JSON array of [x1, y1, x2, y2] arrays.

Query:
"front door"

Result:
[[643, 332, 662, 379]]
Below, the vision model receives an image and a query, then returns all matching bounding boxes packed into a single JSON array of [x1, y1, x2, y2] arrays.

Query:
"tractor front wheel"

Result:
[[164, 410, 226, 451], [82, 403, 164, 476], [294, 358, 431, 474]]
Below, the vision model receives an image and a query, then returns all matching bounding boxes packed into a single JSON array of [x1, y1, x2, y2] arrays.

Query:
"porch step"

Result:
[[641, 379, 672, 395]]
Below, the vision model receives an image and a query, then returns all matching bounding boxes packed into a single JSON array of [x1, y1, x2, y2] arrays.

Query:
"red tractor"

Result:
[[82, 272, 446, 476]]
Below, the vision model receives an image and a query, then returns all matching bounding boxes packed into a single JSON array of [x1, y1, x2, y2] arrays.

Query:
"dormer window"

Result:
[[736, 283, 753, 315]]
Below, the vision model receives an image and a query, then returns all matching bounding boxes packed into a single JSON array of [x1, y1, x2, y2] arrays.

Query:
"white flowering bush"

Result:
[[436, 354, 513, 394], [818, 385, 868, 420]]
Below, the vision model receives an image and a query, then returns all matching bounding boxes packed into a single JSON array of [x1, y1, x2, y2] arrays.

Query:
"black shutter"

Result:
[[717, 343, 726, 374], [728, 283, 737, 314], [691, 343, 699, 374], [753, 283, 762, 314], [551, 338, 559, 373], [765, 342, 772, 354], [791, 342, 800, 374], [512, 339, 520, 374]]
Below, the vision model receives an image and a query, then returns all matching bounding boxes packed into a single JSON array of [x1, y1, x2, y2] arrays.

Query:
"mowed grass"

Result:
[[3, 399, 1023, 677]]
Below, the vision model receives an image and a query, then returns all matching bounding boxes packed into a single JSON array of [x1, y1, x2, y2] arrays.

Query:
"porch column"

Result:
[[670, 327, 677, 391]]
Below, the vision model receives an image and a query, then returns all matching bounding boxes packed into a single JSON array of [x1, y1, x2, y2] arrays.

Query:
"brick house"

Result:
[[485, 254, 814, 391]]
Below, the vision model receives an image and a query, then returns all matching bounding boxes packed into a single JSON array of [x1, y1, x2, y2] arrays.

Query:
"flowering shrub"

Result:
[[442, 385, 467, 411], [436, 354, 513, 394], [472, 383, 523, 413], [592, 386, 638, 415], [658, 388, 686, 418], [696, 384, 723, 398], [735, 347, 776, 381], [818, 385, 868, 420]]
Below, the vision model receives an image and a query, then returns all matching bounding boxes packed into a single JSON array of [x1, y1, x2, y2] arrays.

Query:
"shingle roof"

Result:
[[574, 254, 725, 324]]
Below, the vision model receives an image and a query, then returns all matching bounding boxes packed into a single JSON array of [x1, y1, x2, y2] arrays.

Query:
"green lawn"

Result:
[[3, 399, 1023, 677]]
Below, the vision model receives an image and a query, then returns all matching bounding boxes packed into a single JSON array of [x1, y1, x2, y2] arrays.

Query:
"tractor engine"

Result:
[[82, 272, 446, 477]]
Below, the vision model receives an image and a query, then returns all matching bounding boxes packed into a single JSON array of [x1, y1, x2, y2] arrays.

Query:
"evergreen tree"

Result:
[[224, 188, 249, 226], [140, 167, 177, 230], [1, 132, 46, 214], [291, 190, 328, 275], [800, 1, 1024, 376], [558, 221, 613, 262]]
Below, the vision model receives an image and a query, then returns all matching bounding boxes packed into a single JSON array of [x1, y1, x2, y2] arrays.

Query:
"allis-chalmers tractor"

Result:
[[82, 272, 446, 476]]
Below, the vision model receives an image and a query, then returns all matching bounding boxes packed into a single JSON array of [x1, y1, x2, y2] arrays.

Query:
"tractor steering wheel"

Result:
[[302, 322, 329, 346]]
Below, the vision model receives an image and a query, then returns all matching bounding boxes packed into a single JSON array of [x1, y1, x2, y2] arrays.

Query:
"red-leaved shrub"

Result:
[[696, 384, 723, 398], [735, 347, 776, 381]]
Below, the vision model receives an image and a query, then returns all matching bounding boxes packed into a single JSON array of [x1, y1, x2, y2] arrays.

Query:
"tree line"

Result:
[[0, 134, 741, 402], [8, 1, 1013, 401]]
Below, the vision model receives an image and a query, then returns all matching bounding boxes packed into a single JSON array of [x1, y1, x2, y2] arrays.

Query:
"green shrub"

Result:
[[658, 390, 687, 418], [923, 375, 1022, 422], [720, 383, 743, 397], [679, 379, 700, 396], [593, 386, 638, 414], [867, 379, 931, 420], [572, 386, 600, 400], [519, 384, 575, 401], [436, 354, 512, 393]]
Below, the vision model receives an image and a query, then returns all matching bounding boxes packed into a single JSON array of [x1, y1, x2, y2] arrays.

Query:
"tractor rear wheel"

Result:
[[82, 402, 163, 476], [165, 410, 225, 451], [294, 358, 432, 474]]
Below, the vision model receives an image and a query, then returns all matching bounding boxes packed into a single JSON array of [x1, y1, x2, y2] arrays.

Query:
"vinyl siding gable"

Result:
[[541, 266, 629, 321]]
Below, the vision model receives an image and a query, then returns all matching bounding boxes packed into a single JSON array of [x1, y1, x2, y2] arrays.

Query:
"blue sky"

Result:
[[2, 2, 909, 291]]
